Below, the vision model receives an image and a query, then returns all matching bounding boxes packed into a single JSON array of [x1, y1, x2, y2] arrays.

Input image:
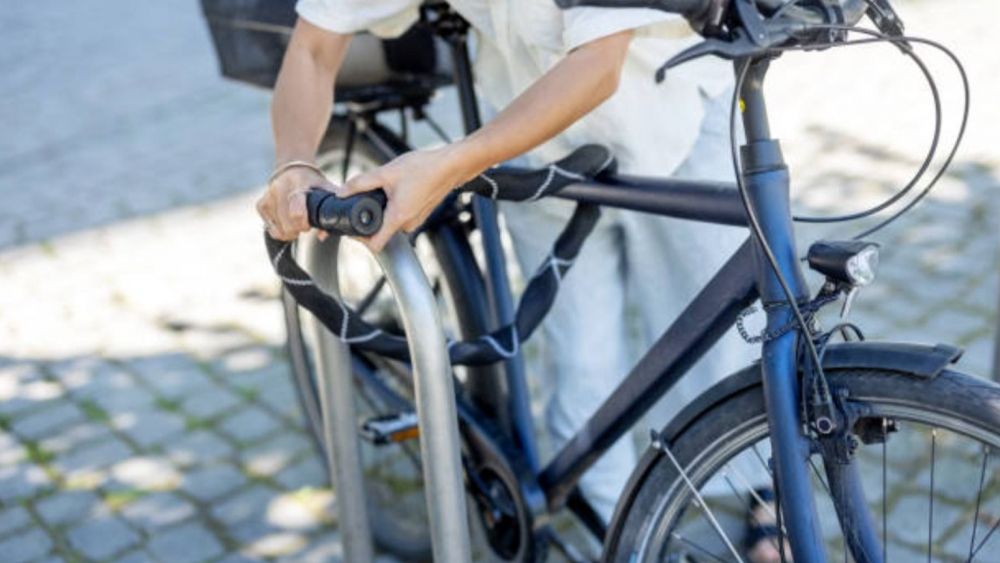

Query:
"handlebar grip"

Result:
[[306, 188, 387, 237]]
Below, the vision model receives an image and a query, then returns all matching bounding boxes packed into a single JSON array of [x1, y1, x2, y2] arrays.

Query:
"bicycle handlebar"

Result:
[[306, 188, 387, 237]]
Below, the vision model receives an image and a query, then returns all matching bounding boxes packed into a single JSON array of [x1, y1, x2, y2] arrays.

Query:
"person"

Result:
[[256, 1, 780, 560]]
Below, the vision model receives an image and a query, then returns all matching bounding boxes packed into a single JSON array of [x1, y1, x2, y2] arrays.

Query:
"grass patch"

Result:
[[104, 488, 149, 510], [0, 413, 11, 431], [78, 400, 110, 423], [236, 387, 259, 402], [24, 441, 54, 465], [184, 416, 210, 432], [154, 397, 182, 412]]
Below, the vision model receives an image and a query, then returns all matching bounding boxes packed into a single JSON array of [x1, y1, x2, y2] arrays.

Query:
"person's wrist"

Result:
[[442, 139, 491, 185], [269, 160, 326, 186]]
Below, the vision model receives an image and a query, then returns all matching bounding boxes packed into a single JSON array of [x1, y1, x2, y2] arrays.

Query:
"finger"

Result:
[[274, 185, 302, 236], [257, 195, 280, 237], [341, 169, 386, 197], [286, 189, 309, 233], [316, 229, 329, 242], [402, 202, 437, 233], [363, 210, 402, 254]]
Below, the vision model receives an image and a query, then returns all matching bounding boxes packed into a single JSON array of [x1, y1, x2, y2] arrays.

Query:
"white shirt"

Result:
[[296, 0, 733, 177]]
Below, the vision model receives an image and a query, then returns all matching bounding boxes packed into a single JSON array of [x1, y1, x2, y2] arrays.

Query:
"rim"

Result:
[[632, 383, 1000, 562]]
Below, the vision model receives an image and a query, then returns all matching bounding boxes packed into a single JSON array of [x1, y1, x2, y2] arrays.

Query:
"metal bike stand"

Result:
[[375, 234, 472, 562], [304, 235, 374, 563]]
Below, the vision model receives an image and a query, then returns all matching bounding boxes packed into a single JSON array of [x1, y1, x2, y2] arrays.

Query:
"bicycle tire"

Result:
[[606, 367, 1000, 562]]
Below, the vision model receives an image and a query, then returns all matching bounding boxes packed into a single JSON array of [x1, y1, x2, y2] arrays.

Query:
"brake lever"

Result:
[[865, 0, 904, 38], [655, 0, 787, 82], [655, 27, 788, 82]]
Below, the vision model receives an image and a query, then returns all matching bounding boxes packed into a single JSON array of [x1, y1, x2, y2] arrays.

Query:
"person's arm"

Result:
[[257, 19, 352, 240], [340, 29, 634, 251]]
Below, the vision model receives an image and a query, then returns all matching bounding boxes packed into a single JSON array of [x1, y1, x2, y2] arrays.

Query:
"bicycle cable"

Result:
[[728, 21, 971, 415], [788, 35, 942, 226], [730, 58, 835, 406], [805, 27, 971, 239], [779, 29, 969, 238]]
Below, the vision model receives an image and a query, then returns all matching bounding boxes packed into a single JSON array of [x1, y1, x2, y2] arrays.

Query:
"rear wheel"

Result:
[[608, 368, 1000, 562]]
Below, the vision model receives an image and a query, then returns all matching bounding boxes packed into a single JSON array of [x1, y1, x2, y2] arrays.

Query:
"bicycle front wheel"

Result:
[[608, 367, 1000, 562]]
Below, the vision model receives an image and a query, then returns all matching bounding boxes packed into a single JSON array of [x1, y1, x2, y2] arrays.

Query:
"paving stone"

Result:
[[161, 429, 235, 467], [0, 379, 62, 416], [211, 485, 276, 528], [52, 437, 132, 481], [266, 490, 333, 531], [0, 463, 52, 502], [120, 492, 196, 531], [88, 385, 156, 414], [66, 515, 139, 561], [287, 533, 344, 563], [256, 378, 302, 420], [0, 430, 27, 466], [240, 433, 311, 478], [35, 490, 102, 527], [37, 421, 114, 455], [0, 505, 32, 537], [216, 348, 276, 375], [181, 384, 242, 419], [113, 550, 158, 563], [128, 354, 216, 399], [241, 531, 308, 559], [0, 527, 53, 563], [112, 410, 186, 448], [108, 455, 182, 491], [181, 463, 247, 502], [59, 362, 135, 402], [219, 554, 266, 563], [275, 456, 327, 491], [219, 406, 281, 444], [10, 400, 85, 441], [148, 521, 224, 563]]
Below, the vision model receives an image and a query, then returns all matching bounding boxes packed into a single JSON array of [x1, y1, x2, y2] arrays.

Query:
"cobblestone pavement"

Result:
[[0, 0, 998, 561]]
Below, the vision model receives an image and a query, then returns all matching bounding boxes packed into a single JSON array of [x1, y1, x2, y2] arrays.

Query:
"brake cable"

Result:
[[729, 22, 971, 426]]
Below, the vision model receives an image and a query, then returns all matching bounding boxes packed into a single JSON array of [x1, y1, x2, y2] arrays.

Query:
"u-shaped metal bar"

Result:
[[307, 233, 471, 563], [375, 234, 472, 562]]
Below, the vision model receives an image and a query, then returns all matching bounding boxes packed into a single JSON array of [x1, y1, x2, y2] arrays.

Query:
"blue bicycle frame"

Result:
[[345, 40, 866, 561]]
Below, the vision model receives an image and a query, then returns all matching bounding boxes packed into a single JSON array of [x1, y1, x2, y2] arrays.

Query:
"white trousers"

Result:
[[503, 91, 764, 521]]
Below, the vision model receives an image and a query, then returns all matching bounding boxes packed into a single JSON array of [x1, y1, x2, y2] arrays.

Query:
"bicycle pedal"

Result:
[[360, 411, 420, 445]]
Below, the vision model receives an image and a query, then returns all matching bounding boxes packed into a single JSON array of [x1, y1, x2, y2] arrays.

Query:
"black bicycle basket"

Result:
[[200, 0, 451, 104]]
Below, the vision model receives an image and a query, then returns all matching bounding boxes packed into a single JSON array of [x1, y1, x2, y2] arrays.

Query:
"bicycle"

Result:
[[204, 0, 998, 561]]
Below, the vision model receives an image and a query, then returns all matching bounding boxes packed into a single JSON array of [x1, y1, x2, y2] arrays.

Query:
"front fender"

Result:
[[602, 340, 962, 559]]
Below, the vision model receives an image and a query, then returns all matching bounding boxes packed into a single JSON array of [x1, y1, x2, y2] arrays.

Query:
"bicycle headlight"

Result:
[[845, 245, 880, 286], [807, 240, 880, 287]]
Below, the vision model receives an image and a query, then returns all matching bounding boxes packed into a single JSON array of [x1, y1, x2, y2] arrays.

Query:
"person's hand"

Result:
[[338, 145, 472, 252], [256, 165, 337, 241]]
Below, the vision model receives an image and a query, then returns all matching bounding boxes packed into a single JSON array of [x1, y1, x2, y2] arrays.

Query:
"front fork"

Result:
[[739, 59, 882, 563]]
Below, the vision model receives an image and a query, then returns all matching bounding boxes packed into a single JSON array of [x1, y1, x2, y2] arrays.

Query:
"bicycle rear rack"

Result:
[[308, 233, 472, 563]]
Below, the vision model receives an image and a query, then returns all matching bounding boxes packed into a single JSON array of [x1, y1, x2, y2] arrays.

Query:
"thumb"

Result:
[[363, 209, 402, 254], [340, 169, 386, 197]]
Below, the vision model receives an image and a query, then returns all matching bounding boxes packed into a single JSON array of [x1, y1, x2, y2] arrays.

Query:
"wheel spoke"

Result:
[[928, 428, 937, 563], [670, 532, 732, 563], [971, 515, 1000, 561], [658, 439, 746, 563], [969, 447, 990, 561], [882, 418, 888, 563], [355, 275, 387, 317], [722, 469, 783, 554], [809, 457, 831, 494]]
